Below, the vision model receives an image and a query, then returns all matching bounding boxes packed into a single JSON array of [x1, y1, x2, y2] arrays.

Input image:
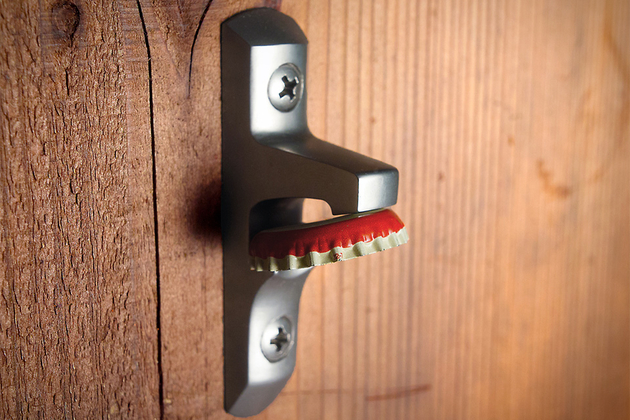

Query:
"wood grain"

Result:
[[0, 0, 159, 418], [1, 0, 628, 419], [127, 0, 259, 417], [265, 0, 630, 419]]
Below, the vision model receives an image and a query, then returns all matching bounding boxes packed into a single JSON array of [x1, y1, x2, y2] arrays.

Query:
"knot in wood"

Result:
[[52, 1, 80, 40]]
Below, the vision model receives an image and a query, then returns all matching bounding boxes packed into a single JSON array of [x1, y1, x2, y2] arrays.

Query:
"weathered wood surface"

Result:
[[129, 0, 258, 417], [1, 0, 629, 419], [0, 0, 159, 418]]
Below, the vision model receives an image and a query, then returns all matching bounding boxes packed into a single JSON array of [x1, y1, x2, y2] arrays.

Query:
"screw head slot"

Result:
[[261, 316, 294, 362], [268, 63, 303, 112]]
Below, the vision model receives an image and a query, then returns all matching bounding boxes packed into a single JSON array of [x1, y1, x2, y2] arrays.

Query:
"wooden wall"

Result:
[[1, 0, 628, 419]]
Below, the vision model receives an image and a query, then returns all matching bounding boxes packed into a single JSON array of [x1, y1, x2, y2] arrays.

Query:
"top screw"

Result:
[[268, 63, 303, 112]]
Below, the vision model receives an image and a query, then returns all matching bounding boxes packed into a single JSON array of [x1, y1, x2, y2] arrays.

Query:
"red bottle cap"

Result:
[[250, 209, 408, 271]]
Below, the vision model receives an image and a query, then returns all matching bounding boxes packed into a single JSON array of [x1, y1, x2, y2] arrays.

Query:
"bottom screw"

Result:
[[261, 316, 294, 362]]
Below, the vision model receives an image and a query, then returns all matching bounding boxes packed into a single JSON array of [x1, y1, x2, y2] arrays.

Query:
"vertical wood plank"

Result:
[[275, 1, 630, 419], [129, 0, 260, 418], [0, 0, 160, 417]]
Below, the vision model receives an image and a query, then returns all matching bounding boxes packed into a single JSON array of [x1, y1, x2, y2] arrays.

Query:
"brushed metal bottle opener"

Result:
[[221, 8, 400, 416]]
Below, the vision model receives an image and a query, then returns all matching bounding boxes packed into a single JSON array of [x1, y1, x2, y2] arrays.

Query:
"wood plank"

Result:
[[130, 0, 260, 417], [273, 0, 630, 419], [0, 0, 160, 417]]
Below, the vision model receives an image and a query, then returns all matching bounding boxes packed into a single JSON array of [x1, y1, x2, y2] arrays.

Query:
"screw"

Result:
[[261, 316, 294, 362], [268, 63, 303, 112]]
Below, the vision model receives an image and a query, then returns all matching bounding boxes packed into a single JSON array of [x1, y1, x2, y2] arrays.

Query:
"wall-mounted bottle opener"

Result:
[[221, 8, 408, 417]]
